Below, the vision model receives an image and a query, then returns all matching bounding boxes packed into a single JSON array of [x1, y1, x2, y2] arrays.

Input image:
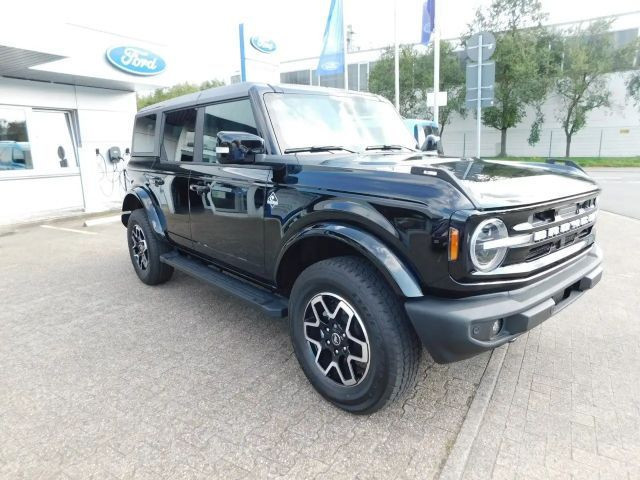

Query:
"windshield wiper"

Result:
[[284, 145, 356, 154], [365, 144, 416, 152]]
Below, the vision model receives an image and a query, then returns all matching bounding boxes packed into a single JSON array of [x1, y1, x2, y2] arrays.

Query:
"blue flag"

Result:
[[317, 0, 345, 76], [421, 0, 435, 45]]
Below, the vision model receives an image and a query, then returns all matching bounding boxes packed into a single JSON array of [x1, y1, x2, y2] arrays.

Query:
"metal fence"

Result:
[[442, 126, 640, 158]]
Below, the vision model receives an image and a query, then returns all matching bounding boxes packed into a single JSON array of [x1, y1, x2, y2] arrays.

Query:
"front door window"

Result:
[[202, 100, 258, 163]]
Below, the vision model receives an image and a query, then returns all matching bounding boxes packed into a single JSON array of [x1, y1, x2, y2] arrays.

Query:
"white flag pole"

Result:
[[476, 33, 483, 157], [432, 0, 440, 126], [343, 0, 349, 90], [394, 0, 400, 110]]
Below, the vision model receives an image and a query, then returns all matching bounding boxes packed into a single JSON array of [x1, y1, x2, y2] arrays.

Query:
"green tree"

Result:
[[627, 71, 640, 111], [137, 79, 225, 110], [368, 42, 466, 137], [555, 21, 636, 157], [468, 0, 557, 157], [368, 45, 432, 117]]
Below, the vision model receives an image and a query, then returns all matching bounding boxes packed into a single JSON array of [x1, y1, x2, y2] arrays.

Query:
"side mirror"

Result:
[[216, 131, 265, 164], [423, 134, 443, 154]]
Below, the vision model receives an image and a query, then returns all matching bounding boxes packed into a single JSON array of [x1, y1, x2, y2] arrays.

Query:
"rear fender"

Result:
[[121, 187, 166, 237]]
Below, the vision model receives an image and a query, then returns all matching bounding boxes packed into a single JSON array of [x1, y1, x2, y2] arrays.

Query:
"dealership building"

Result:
[[0, 22, 172, 226]]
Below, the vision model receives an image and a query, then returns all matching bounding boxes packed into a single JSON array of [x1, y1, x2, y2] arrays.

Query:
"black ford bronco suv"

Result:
[[122, 83, 602, 413]]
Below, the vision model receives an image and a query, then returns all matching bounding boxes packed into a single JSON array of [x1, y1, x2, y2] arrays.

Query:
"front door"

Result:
[[188, 99, 269, 276]]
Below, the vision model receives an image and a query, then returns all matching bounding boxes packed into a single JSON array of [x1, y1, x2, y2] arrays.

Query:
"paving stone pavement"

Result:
[[0, 217, 489, 479], [460, 212, 640, 480]]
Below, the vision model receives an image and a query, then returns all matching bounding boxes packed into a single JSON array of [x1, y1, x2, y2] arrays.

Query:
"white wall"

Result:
[[442, 72, 640, 158], [0, 77, 136, 225]]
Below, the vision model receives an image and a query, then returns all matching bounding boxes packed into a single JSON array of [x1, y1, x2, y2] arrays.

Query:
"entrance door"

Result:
[[29, 110, 78, 170]]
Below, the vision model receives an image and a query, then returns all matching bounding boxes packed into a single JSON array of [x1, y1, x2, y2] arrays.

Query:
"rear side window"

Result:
[[161, 108, 197, 162], [132, 114, 156, 154]]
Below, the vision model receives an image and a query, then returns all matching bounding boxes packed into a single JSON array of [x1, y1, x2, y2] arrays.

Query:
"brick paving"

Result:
[[0, 218, 488, 479], [460, 212, 640, 480]]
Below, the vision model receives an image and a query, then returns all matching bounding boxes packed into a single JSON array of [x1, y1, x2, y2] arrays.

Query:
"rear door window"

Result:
[[161, 109, 197, 162]]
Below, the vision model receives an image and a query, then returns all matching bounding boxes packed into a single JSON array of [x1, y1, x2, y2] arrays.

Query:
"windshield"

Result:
[[264, 93, 418, 153]]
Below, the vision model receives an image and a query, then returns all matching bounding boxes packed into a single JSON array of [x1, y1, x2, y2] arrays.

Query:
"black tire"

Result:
[[289, 256, 421, 414], [126, 209, 174, 285]]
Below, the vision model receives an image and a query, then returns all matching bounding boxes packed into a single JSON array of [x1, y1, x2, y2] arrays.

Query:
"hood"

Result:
[[310, 153, 599, 209]]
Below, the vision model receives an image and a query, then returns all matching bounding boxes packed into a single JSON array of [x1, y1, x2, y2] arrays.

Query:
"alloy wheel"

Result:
[[303, 292, 370, 386], [131, 224, 149, 271]]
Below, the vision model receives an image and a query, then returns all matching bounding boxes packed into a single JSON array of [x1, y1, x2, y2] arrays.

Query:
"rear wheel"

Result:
[[289, 256, 420, 414], [127, 209, 173, 285]]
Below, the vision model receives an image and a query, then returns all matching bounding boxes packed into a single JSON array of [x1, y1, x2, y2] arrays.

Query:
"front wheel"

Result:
[[289, 256, 421, 414]]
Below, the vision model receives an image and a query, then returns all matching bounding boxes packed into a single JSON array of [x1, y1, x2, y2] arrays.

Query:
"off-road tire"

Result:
[[127, 209, 174, 285], [289, 255, 421, 414]]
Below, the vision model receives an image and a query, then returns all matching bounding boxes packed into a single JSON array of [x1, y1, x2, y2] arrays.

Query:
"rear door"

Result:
[[148, 108, 197, 248], [188, 99, 269, 276]]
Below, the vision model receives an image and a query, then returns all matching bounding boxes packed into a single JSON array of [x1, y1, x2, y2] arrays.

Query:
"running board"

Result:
[[160, 252, 288, 318]]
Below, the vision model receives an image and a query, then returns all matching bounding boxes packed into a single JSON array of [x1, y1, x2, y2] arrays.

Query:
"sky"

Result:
[[5, 0, 639, 84]]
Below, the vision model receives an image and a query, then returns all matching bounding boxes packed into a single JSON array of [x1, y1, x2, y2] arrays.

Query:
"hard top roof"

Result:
[[136, 82, 385, 116]]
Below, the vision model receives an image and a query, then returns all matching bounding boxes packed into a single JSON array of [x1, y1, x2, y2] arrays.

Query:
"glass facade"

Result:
[[0, 106, 79, 173], [280, 69, 311, 85], [279, 62, 374, 92], [0, 108, 31, 170]]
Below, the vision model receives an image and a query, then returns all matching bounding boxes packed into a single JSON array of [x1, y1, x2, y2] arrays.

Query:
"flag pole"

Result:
[[432, 0, 439, 126], [394, 0, 400, 110], [343, 0, 348, 90]]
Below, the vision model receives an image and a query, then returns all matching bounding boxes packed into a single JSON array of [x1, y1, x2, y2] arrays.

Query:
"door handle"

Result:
[[190, 184, 210, 194], [145, 175, 164, 186]]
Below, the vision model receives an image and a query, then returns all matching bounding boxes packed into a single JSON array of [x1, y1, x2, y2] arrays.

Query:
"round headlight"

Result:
[[470, 218, 508, 272]]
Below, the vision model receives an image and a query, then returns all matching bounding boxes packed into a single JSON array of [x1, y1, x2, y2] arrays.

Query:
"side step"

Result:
[[160, 252, 288, 318]]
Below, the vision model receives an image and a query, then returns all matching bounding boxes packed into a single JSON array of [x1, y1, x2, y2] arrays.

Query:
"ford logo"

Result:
[[106, 46, 166, 76], [249, 36, 277, 54], [320, 61, 341, 72]]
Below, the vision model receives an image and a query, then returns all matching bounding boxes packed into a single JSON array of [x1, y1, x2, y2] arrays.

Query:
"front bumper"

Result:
[[405, 244, 603, 363]]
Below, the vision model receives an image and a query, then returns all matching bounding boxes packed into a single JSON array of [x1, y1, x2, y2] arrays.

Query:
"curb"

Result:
[[439, 344, 508, 480]]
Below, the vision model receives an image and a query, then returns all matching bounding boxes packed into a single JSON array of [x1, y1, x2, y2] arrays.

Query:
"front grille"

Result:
[[525, 243, 552, 261], [503, 194, 598, 268]]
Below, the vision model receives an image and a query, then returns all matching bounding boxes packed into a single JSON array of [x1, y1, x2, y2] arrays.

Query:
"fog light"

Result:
[[491, 319, 503, 336]]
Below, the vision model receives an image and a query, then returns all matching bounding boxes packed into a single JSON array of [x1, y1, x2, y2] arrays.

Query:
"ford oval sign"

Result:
[[320, 61, 341, 72], [106, 46, 166, 76], [249, 36, 277, 54]]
